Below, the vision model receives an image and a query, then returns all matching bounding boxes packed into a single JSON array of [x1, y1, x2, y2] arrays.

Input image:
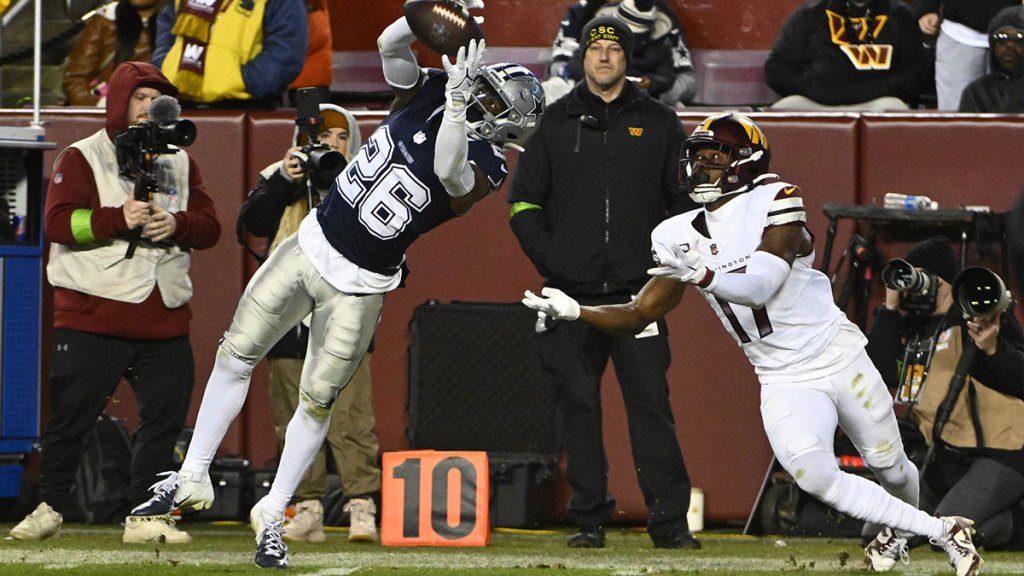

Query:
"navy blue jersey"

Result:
[[317, 71, 508, 276]]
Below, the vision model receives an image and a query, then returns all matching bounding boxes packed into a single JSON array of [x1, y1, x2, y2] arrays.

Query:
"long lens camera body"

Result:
[[881, 258, 939, 314], [115, 119, 197, 179], [952, 267, 1013, 319]]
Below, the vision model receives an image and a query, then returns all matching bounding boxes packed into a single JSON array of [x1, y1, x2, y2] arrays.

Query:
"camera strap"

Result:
[[895, 309, 953, 405]]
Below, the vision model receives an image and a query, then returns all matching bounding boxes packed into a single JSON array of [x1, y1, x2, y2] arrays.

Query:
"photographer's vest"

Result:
[[46, 129, 194, 308], [913, 324, 1024, 450], [160, 0, 266, 102]]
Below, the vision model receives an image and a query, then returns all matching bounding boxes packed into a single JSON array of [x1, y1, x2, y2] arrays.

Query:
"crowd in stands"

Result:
[[0, 0, 1017, 111]]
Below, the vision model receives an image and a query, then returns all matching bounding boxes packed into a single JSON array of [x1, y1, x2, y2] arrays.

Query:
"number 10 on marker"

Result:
[[381, 451, 490, 547]]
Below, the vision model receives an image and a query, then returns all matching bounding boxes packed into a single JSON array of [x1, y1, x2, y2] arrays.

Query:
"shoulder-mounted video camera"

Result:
[[114, 95, 196, 180], [293, 87, 346, 190], [114, 95, 196, 259], [881, 258, 939, 314]]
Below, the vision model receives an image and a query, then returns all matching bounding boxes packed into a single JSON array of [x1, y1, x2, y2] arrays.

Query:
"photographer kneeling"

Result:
[[865, 236, 1024, 551], [238, 101, 383, 544]]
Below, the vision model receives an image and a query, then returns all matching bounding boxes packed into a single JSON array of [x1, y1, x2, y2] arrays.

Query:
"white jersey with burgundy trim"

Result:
[[651, 179, 865, 383]]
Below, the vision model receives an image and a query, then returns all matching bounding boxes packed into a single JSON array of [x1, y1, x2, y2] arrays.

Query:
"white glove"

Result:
[[648, 239, 713, 287], [522, 287, 580, 321], [442, 38, 486, 105], [452, 0, 484, 10]]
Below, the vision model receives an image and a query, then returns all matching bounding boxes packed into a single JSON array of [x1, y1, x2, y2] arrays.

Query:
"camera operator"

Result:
[[864, 236, 1024, 550], [10, 62, 221, 544], [237, 102, 382, 543]]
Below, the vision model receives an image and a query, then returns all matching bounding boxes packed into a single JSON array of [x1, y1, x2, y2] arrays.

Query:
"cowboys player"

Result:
[[522, 113, 983, 576], [130, 8, 544, 570]]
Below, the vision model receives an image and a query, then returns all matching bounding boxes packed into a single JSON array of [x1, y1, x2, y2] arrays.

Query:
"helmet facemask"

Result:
[[680, 113, 771, 204], [465, 63, 545, 152]]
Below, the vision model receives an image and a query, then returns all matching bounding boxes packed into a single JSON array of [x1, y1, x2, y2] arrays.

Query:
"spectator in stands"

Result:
[[237, 102, 381, 544], [915, 0, 1018, 111], [958, 6, 1024, 113], [545, 0, 696, 106], [864, 236, 1024, 551], [286, 0, 332, 106], [63, 0, 163, 106], [151, 0, 307, 107], [765, 0, 929, 111], [510, 16, 700, 550]]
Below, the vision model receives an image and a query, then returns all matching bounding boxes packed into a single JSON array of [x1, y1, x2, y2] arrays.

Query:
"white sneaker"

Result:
[[930, 516, 983, 576], [122, 514, 192, 544], [283, 499, 326, 543], [130, 470, 215, 516], [344, 497, 378, 543], [10, 502, 62, 540], [250, 495, 284, 537], [864, 526, 909, 572]]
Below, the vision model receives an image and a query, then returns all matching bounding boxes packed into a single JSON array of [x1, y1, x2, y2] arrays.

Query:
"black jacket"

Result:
[[508, 80, 693, 298], [765, 0, 929, 106], [958, 6, 1024, 113]]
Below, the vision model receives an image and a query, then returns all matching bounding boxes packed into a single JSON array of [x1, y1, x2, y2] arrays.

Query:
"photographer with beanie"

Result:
[[864, 236, 1024, 550], [509, 15, 699, 550]]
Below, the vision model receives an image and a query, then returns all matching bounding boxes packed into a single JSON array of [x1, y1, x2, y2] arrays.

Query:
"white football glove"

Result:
[[648, 239, 713, 287], [452, 0, 484, 10], [522, 287, 580, 321], [442, 38, 486, 106]]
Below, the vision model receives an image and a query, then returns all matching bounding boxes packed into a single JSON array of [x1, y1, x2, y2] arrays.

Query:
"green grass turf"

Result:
[[2, 522, 1024, 575]]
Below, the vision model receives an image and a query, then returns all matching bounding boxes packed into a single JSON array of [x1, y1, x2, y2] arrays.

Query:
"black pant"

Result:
[[541, 308, 693, 542], [919, 446, 1024, 549], [39, 328, 194, 515]]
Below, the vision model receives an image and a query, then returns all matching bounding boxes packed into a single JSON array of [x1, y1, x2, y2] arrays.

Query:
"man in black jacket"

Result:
[[508, 15, 699, 550], [958, 6, 1024, 113], [765, 0, 929, 110]]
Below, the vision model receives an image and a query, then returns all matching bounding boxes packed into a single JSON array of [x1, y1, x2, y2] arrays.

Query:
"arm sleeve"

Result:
[[865, 307, 904, 387], [433, 102, 475, 198], [702, 250, 790, 308], [171, 157, 221, 249], [241, 0, 308, 98], [151, 3, 176, 68], [377, 17, 420, 89], [508, 134, 555, 276], [44, 148, 129, 244]]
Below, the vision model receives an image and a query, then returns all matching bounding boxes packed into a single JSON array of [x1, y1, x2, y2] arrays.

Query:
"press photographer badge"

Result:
[[896, 335, 936, 405]]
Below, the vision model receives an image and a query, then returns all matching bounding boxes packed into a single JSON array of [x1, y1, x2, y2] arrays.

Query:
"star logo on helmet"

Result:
[[413, 131, 427, 144]]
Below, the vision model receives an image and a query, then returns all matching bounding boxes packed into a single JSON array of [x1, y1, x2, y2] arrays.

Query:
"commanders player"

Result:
[[131, 4, 545, 569], [522, 113, 984, 576]]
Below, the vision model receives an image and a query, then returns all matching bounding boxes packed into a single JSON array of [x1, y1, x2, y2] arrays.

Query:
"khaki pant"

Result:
[[268, 353, 381, 501]]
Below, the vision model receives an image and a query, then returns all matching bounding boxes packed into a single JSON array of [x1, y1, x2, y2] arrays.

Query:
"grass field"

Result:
[[3, 522, 1024, 575]]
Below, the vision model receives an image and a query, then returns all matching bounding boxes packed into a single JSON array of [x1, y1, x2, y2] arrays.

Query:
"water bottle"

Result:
[[883, 192, 938, 210]]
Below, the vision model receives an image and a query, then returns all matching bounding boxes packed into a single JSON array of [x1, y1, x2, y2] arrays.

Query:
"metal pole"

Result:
[[31, 0, 41, 126]]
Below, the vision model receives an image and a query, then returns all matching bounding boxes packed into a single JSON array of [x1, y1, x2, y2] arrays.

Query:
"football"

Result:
[[404, 0, 484, 58]]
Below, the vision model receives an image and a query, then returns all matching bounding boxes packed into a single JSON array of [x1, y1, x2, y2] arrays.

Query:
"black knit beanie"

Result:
[[581, 16, 634, 66], [905, 236, 959, 284]]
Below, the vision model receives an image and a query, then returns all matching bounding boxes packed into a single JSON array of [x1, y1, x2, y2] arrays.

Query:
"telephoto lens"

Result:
[[881, 258, 930, 294]]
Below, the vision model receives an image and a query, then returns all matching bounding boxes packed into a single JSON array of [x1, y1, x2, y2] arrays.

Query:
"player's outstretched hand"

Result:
[[442, 38, 486, 101], [648, 239, 712, 286], [453, 0, 484, 11], [522, 287, 580, 321]]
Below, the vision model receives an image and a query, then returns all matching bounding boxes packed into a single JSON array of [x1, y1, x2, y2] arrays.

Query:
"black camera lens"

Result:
[[881, 259, 926, 292]]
